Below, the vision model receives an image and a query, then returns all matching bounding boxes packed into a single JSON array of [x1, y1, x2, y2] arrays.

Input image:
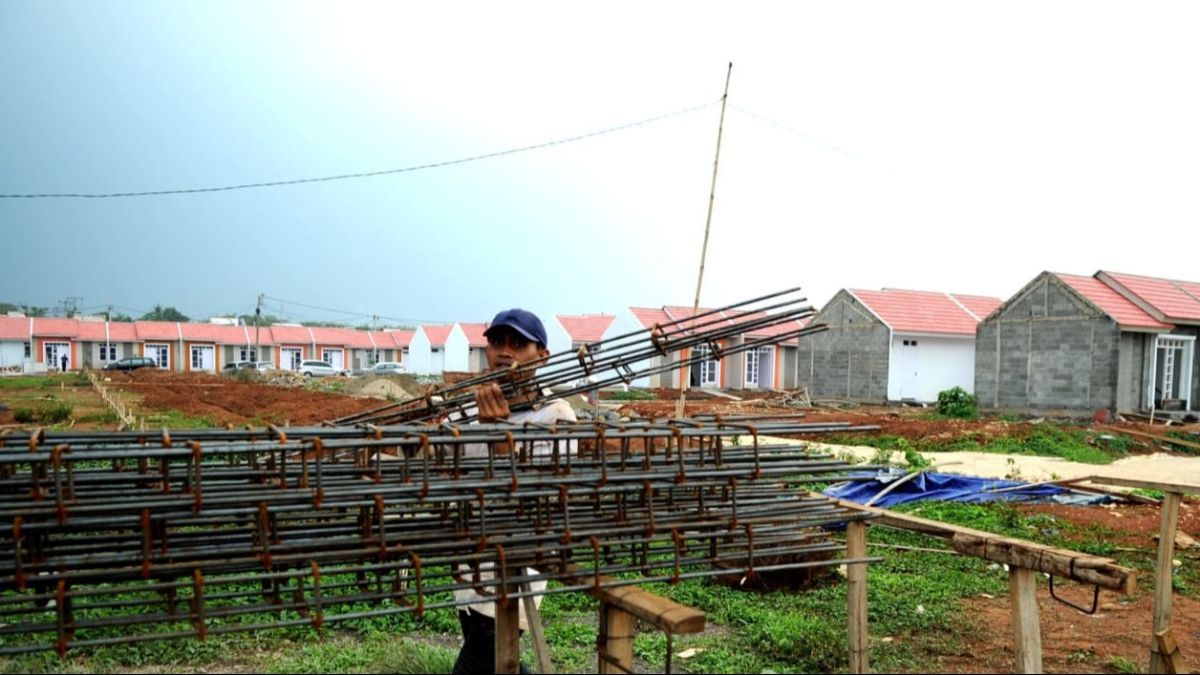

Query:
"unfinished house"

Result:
[[797, 289, 1001, 403], [976, 271, 1199, 413]]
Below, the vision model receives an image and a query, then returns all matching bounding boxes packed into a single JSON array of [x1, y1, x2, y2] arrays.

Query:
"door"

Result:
[[899, 339, 920, 399], [431, 348, 444, 374], [756, 346, 775, 389], [690, 344, 720, 388], [282, 348, 303, 371], [190, 345, 215, 372], [44, 342, 71, 371], [321, 349, 345, 371], [145, 344, 170, 369]]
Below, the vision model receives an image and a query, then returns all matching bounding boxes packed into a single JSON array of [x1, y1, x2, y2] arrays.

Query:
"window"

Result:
[[191, 347, 202, 369], [100, 345, 116, 361], [902, 339, 919, 347], [23, 342, 30, 358], [239, 347, 257, 362]]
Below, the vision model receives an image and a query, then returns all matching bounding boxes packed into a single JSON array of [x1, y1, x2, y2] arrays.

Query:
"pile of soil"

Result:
[[105, 368, 383, 426]]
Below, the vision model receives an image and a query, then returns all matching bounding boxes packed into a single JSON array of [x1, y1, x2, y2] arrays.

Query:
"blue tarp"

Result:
[[822, 469, 1111, 508]]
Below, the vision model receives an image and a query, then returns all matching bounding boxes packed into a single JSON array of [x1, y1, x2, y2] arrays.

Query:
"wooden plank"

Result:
[[494, 568, 522, 674], [1150, 492, 1182, 675], [519, 583, 554, 674], [1087, 474, 1200, 496], [1009, 566, 1043, 674], [846, 521, 869, 674], [1097, 425, 1200, 452], [565, 574, 705, 634], [832, 499, 1137, 593], [1154, 629, 1184, 674], [597, 603, 635, 675]]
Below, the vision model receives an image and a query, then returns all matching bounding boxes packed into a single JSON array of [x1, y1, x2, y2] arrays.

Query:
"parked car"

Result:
[[298, 360, 341, 378], [352, 361, 406, 377], [221, 361, 254, 374], [103, 357, 157, 372]]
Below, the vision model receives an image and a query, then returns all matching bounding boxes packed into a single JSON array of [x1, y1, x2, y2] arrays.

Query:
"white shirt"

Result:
[[453, 398, 577, 626]]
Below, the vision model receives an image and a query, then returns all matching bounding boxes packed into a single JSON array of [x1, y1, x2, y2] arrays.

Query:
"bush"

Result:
[[12, 408, 35, 423], [11, 403, 74, 424], [936, 386, 978, 419], [605, 389, 657, 401]]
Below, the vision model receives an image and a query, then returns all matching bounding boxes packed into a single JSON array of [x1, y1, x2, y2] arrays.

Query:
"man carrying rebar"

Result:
[[452, 308, 576, 675]]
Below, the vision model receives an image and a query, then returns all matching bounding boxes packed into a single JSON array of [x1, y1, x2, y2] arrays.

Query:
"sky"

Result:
[[2, 1, 1198, 327]]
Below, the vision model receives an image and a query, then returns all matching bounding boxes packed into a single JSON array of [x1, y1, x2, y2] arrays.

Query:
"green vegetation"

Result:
[[936, 386, 978, 419], [12, 402, 73, 424], [141, 409, 215, 428], [139, 305, 190, 322], [828, 423, 1128, 465], [605, 389, 657, 401]]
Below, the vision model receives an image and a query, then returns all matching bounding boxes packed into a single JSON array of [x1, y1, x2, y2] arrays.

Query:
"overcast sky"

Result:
[[2, 2, 1198, 326]]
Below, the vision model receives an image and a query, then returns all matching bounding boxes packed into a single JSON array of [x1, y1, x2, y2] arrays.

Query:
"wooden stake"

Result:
[[1150, 492, 1182, 674], [520, 583, 554, 674], [494, 567, 522, 674], [846, 520, 869, 674], [1008, 567, 1043, 674], [1154, 629, 1184, 674], [598, 601, 635, 674]]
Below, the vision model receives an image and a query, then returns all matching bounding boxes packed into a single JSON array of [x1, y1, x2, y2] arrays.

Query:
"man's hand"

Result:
[[473, 383, 510, 423]]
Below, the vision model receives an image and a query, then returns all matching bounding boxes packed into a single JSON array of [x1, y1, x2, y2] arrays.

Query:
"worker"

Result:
[[452, 308, 576, 675]]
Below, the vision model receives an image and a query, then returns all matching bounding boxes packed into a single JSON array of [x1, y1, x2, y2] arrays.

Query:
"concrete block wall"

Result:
[[795, 291, 890, 402], [975, 273, 1120, 410]]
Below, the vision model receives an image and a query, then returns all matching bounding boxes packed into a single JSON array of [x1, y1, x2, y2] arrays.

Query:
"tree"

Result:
[[238, 313, 284, 326], [140, 305, 190, 322], [110, 313, 134, 322]]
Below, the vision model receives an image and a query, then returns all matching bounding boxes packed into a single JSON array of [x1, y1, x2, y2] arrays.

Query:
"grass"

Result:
[[827, 422, 1128, 465], [140, 409, 216, 428], [603, 389, 658, 401]]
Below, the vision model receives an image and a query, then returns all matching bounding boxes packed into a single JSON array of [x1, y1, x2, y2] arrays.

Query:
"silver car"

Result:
[[298, 360, 340, 378]]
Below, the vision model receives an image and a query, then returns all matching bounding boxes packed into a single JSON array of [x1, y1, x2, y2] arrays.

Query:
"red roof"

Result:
[[75, 320, 109, 340], [269, 325, 313, 345], [0, 317, 30, 340], [1056, 274, 1173, 330], [32, 317, 80, 338], [848, 289, 1001, 336], [134, 321, 181, 341], [557, 314, 615, 344], [180, 323, 245, 344], [377, 330, 413, 348], [308, 327, 355, 348], [1099, 271, 1200, 323], [422, 325, 454, 347], [458, 322, 489, 348], [952, 294, 1003, 322], [108, 322, 139, 341]]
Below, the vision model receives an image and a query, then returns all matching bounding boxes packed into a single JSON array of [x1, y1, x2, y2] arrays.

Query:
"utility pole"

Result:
[[105, 305, 112, 362], [372, 314, 379, 365], [676, 62, 732, 419], [255, 293, 263, 364]]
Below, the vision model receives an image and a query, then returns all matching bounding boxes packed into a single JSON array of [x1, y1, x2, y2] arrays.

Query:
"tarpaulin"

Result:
[[822, 469, 1110, 508]]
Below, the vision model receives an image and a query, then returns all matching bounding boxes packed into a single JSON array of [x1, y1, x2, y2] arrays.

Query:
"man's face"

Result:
[[485, 327, 548, 379]]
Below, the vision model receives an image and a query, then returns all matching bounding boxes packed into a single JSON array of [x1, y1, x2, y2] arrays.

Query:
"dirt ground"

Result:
[[929, 501, 1200, 673], [101, 368, 386, 426]]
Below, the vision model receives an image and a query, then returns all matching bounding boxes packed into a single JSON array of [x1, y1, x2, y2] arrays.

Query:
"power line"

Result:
[[1, 100, 720, 199], [729, 104, 858, 159]]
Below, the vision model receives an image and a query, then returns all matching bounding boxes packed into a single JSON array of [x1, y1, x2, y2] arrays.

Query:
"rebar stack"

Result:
[[0, 421, 876, 656], [334, 287, 825, 425]]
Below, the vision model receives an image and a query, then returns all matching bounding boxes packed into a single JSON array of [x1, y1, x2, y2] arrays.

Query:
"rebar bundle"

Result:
[[335, 287, 825, 426], [0, 420, 876, 656]]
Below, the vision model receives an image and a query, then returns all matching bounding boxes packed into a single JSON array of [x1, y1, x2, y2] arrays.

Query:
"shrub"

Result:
[[12, 408, 35, 423], [936, 386, 978, 419], [605, 389, 657, 401], [11, 403, 73, 424]]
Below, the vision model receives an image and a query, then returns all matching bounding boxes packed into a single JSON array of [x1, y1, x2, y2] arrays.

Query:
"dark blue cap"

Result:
[[484, 308, 548, 347]]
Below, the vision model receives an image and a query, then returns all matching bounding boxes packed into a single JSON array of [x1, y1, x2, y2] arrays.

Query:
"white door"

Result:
[[146, 344, 170, 369], [692, 344, 720, 388], [45, 342, 71, 371], [899, 339, 920, 399], [757, 346, 775, 389], [190, 345, 215, 372], [745, 349, 760, 388], [322, 349, 345, 370], [282, 348, 303, 371], [431, 348, 444, 374]]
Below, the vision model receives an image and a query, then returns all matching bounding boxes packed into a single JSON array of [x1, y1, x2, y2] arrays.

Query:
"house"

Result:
[[270, 325, 315, 372], [975, 271, 1198, 413], [32, 318, 82, 372], [555, 314, 616, 351], [600, 306, 808, 390], [458, 323, 490, 372], [178, 323, 232, 373], [797, 288, 1002, 403], [383, 329, 414, 367], [308, 327, 353, 371], [406, 325, 466, 375], [0, 316, 32, 372], [76, 319, 140, 369], [134, 321, 183, 370]]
